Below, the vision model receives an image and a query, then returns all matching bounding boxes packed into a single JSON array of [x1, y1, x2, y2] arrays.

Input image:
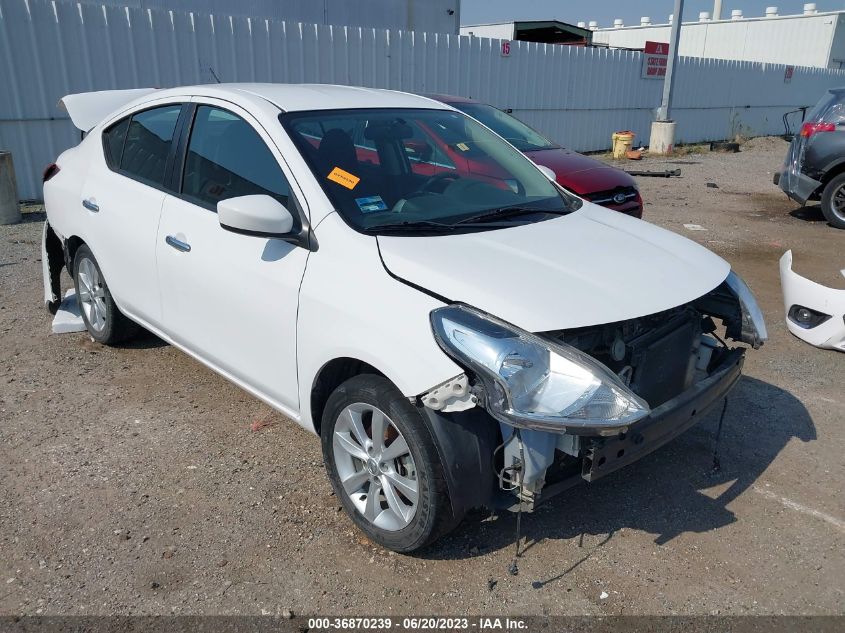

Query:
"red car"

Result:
[[426, 94, 643, 218]]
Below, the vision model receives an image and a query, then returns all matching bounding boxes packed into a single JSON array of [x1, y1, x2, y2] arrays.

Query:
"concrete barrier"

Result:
[[0, 151, 21, 225]]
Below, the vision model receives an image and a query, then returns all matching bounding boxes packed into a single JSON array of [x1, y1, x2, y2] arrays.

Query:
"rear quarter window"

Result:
[[102, 117, 129, 169]]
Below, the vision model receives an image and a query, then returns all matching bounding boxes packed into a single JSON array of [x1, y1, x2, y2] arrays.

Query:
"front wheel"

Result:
[[820, 173, 845, 229], [321, 374, 455, 552]]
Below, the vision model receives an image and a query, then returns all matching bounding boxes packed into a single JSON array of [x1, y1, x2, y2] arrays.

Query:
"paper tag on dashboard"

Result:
[[355, 196, 388, 213], [327, 166, 360, 190], [456, 142, 470, 152]]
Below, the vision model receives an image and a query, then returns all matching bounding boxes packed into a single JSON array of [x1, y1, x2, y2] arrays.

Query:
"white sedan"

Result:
[[42, 84, 766, 552]]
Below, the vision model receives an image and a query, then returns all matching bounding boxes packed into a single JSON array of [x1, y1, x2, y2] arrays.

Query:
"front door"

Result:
[[155, 101, 309, 412]]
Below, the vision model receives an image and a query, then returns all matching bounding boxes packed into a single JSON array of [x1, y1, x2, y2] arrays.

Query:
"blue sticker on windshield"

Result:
[[355, 195, 388, 213]]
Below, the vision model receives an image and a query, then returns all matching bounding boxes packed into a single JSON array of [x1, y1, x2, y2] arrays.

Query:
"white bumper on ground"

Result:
[[779, 250, 845, 352]]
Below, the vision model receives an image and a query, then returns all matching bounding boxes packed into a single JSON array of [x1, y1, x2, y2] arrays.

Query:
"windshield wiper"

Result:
[[454, 205, 571, 225], [362, 220, 455, 234], [363, 218, 520, 234]]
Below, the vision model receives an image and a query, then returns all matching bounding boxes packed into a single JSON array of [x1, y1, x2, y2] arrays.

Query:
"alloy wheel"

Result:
[[831, 184, 845, 222], [332, 402, 419, 531], [76, 257, 107, 332]]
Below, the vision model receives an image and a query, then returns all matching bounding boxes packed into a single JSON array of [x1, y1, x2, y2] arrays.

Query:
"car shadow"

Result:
[[116, 327, 170, 350], [419, 376, 815, 567], [789, 204, 827, 222]]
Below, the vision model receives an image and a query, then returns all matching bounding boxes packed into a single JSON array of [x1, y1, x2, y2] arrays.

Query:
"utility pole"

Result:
[[650, 0, 684, 153], [656, 0, 684, 121]]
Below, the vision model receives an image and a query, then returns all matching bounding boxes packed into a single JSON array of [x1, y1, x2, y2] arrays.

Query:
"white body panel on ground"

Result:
[[780, 250, 845, 352]]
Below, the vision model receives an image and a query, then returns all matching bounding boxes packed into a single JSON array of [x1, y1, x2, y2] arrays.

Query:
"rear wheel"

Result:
[[321, 374, 455, 552], [72, 245, 139, 344], [820, 173, 845, 229]]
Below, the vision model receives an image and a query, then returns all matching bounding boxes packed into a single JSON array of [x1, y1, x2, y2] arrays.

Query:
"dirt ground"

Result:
[[1, 136, 843, 617]]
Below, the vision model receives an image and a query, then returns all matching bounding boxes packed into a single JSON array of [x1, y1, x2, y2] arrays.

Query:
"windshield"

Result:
[[454, 103, 557, 152], [282, 108, 575, 234]]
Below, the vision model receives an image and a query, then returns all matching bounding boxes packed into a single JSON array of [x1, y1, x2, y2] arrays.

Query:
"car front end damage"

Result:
[[419, 272, 766, 511]]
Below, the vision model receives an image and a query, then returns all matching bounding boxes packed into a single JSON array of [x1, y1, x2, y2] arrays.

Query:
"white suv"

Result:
[[42, 84, 766, 552]]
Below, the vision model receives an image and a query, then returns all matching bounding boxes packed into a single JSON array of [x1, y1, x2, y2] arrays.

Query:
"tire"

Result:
[[820, 173, 845, 229], [72, 245, 139, 344], [321, 374, 455, 553]]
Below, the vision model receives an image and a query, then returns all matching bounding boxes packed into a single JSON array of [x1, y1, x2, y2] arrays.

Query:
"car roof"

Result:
[[147, 83, 453, 112]]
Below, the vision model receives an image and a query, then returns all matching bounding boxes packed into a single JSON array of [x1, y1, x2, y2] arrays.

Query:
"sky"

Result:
[[460, 0, 845, 28]]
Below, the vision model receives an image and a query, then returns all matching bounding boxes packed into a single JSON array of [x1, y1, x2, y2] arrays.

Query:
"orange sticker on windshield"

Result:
[[327, 166, 360, 190]]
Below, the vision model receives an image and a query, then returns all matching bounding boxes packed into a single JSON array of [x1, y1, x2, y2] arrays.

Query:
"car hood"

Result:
[[525, 148, 637, 195], [378, 203, 730, 332]]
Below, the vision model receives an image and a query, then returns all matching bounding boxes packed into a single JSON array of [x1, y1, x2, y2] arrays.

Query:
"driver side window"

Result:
[[181, 106, 291, 210]]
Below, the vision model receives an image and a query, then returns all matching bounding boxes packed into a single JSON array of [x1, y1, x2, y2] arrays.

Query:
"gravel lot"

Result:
[[1, 136, 843, 617]]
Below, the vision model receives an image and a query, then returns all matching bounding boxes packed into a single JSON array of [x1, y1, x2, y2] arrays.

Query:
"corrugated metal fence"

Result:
[[3, 0, 845, 199]]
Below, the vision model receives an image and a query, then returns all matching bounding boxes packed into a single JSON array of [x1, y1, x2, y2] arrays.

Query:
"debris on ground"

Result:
[[250, 419, 275, 432], [625, 168, 681, 178], [683, 224, 707, 231], [706, 182, 719, 188], [51, 289, 85, 334], [710, 141, 740, 153]]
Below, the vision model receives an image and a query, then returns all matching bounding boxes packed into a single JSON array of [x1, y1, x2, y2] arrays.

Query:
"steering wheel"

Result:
[[419, 172, 461, 193], [391, 173, 462, 213]]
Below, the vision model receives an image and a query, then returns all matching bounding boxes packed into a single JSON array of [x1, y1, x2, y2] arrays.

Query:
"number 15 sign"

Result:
[[501, 40, 511, 57]]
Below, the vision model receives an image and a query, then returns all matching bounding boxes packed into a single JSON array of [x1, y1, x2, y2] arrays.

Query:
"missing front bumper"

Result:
[[582, 348, 744, 482]]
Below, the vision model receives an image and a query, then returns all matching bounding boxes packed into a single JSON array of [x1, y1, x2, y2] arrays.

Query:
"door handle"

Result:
[[82, 199, 99, 212], [165, 235, 191, 253]]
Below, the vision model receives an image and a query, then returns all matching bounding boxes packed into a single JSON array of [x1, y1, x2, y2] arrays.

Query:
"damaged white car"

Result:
[[42, 84, 766, 552]]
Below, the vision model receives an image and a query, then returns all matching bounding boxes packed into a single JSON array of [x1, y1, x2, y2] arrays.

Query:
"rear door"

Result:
[[155, 99, 309, 412], [81, 102, 185, 326]]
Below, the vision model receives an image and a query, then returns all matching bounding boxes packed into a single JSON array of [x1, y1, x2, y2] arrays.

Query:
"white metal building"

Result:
[[590, 4, 845, 69], [62, 0, 462, 34], [460, 20, 592, 45]]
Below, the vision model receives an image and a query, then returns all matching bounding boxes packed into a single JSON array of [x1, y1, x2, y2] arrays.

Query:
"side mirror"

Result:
[[218, 195, 293, 237], [536, 165, 557, 182]]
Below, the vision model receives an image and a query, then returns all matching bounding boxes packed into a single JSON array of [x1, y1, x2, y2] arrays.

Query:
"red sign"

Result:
[[501, 40, 511, 57], [784, 65, 794, 83], [642, 41, 669, 79]]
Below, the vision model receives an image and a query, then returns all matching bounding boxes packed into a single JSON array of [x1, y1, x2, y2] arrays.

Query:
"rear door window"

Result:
[[120, 105, 182, 187]]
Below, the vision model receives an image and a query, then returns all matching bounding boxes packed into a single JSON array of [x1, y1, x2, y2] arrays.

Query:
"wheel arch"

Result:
[[310, 357, 385, 435], [64, 234, 87, 271], [314, 360, 501, 528]]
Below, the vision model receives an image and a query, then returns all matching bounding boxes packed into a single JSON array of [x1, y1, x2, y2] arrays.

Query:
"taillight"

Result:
[[799, 122, 836, 138], [42, 163, 60, 182]]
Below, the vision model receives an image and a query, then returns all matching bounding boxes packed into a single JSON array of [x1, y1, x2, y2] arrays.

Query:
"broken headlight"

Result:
[[430, 305, 649, 434], [726, 271, 768, 349]]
